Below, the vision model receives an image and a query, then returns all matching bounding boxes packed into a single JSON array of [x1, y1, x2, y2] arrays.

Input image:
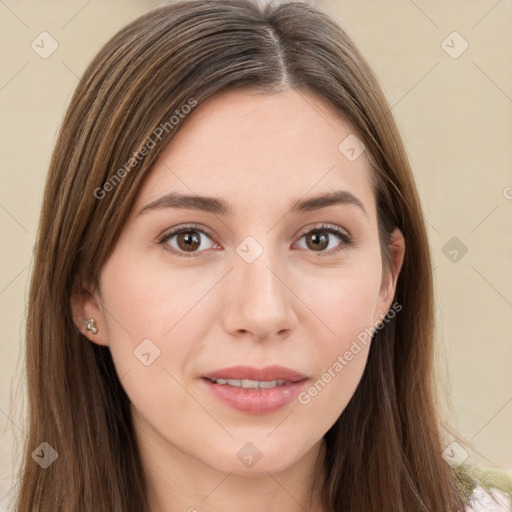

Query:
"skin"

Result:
[[73, 87, 405, 512]]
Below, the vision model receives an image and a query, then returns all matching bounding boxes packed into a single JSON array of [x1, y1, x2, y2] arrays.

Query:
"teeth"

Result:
[[209, 378, 291, 388], [255, 380, 277, 389], [241, 379, 259, 388]]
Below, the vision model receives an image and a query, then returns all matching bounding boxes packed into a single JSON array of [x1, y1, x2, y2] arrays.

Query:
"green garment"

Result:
[[455, 462, 512, 508]]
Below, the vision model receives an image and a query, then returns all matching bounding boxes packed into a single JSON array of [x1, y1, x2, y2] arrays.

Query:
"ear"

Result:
[[70, 276, 109, 347], [374, 227, 405, 326]]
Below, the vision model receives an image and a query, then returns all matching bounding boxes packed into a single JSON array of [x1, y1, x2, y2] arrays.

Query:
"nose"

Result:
[[221, 247, 298, 341]]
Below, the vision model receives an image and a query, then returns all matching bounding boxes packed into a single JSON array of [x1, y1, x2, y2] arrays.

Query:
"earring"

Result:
[[84, 318, 98, 334]]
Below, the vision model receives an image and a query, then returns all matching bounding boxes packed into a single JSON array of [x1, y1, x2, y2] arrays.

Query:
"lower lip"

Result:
[[201, 378, 308, 414]]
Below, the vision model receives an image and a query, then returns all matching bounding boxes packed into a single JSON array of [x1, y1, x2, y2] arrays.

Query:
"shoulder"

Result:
[[465, 484, 511, 511], [453, 463, 512, 511]]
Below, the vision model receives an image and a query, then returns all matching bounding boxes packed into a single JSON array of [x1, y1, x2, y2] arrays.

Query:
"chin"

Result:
[[204, 438, 312, 476]]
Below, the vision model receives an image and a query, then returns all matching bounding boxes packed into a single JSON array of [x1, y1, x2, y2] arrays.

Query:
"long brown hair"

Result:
[[14, 0, 474, 510]]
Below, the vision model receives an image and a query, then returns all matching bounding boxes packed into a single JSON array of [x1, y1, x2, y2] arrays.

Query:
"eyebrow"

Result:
[[137, 190, 367, 217]]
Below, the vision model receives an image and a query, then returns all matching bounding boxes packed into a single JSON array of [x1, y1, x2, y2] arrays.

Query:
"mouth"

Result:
[[202, 377, 304, 389], [201, 364, 308, 383], [200, 365, 309, 414]]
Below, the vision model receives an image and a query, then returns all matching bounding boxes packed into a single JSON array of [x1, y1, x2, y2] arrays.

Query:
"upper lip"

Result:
[[202, 365, 308, 382]]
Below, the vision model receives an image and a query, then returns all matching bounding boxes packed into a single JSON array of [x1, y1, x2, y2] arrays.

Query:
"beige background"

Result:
[[1, 0, 511, 508]]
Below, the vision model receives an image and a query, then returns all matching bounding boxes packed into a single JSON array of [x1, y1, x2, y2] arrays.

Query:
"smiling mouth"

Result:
[[200, 374, 309, 415], [203, 377, 306, 389]]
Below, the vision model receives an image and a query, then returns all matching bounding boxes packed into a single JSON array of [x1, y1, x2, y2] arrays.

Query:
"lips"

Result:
[[200, 365, 309, 414], [202, 365, 308, 383]]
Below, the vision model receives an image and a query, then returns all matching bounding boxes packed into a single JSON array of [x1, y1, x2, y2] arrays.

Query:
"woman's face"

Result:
[[77, 87, 404, 477]]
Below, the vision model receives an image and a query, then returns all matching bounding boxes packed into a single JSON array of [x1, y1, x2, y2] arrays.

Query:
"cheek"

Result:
[[97, 255, 207, 431], [296, 255, 382, 345], [97, 249, 212, 385], [293, 259, 381, 419], [99, 246, 212, 340]]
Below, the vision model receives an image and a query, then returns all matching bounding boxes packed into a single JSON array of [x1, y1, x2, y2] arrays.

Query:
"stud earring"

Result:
[[84, 318, 98, 334]]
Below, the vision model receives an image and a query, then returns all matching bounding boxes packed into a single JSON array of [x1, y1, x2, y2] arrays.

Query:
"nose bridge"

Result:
[[224, 235, 296, 337], [235, 238, 286, 305]]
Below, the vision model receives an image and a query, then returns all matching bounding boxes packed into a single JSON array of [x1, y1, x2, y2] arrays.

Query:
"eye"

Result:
[[294, 224, 354, 256], [159, 225, 219, 257]]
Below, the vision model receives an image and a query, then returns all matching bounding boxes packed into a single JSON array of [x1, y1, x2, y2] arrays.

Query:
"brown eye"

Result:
[[295, 225, 354, 256], [160, 226, 217, 257]]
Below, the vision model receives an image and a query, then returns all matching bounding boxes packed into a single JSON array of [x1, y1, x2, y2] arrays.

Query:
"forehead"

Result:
[[134, 87, 376, 219]]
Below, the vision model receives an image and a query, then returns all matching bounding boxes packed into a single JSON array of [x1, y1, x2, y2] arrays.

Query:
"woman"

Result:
[[13, 0, 511, 511]]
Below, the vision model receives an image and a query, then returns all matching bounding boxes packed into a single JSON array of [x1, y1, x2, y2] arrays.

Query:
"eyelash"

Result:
[[158, 223, 354, 258]]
